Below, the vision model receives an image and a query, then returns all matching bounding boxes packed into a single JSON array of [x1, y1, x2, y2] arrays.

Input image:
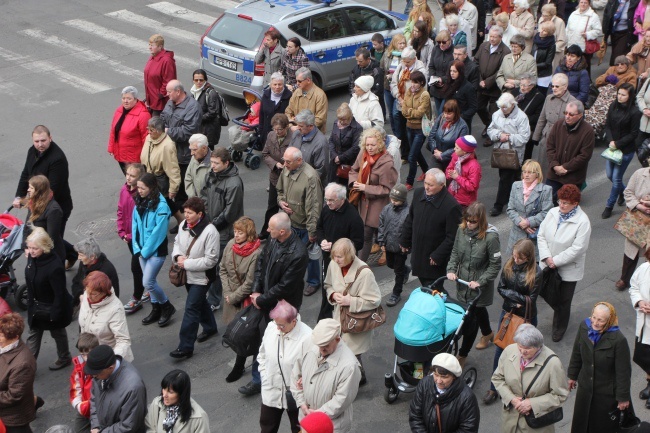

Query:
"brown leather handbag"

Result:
[[494, 296, 531, 349], [490, 140, 521, 170], [336, 164, 352, 179], [339, 266, 386, 334], [169, 235, 198, 287]]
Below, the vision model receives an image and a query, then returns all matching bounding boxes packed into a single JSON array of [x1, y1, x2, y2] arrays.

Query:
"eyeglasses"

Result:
[[325, 198, 341, 203], [522, 170, 537, 175], [439, 40, 451, 44], [193, 78, 205, 83], [273, 319, 294, 330], [558, 200, 575, 206], [564, 111, 579, 117], [465, 218, 478, 224], [296, 79, 305, 83], [272, 127, 287, 132], [551, 84, 563, 88]]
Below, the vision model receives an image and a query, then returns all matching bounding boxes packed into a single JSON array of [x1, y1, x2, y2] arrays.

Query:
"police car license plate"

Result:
[[214, 56, 237, 71]]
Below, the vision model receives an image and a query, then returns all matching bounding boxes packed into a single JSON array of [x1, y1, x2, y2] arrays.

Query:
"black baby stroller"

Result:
[[384, 276, 479, 403], [0, 208, 28, 310], [227, 88, 263, 170]]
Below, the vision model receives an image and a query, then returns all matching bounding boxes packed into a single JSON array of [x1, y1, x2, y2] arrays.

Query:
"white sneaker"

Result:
[[140, 291, 151, 303]]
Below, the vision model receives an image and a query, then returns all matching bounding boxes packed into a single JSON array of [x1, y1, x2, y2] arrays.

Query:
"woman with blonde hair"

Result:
[[539, 3, 567, 70], [381, 34, 408, 145], [24, 175, 66, 263], [349, 128, 398, 261], [328, 103, 362, 185], [403, 0, 433, 41], [533, 21, 557, 93], [325, 238, 382, 385]]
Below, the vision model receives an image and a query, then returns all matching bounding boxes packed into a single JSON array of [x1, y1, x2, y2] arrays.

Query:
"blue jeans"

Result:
[[392, 100, 407, 144], [385, 90, 396, 135], [138, 255, 168, 304], [252, 357, 261, 384], [406, 127, 429, 185], [178, 283, 218, 352], [293, 227, 320, 287], [605, 152, 634, 208], [207, 240, 228, 306]]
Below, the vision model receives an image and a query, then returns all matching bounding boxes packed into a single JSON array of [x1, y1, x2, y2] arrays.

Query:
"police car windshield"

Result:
[[209, 14, 266, 49]]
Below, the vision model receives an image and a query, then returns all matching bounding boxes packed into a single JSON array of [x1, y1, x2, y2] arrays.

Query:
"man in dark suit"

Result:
[[512, 73, 546, 161], [453, 45, 480, 90]]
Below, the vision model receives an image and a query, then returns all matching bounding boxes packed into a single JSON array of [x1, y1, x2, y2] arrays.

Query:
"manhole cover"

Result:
[[75, 218, 118, 240]]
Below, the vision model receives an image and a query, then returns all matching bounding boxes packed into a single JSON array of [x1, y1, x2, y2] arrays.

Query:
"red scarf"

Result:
[[360, 150, 386, 184], [233, 239, 262, 257], [341, 263, 352, 277]]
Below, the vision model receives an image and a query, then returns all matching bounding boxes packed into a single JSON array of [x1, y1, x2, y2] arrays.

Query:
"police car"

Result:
[[200, 0, 406, 98]]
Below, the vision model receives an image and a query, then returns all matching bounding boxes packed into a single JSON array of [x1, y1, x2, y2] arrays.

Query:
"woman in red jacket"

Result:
[[446, 135, 482, 209], [108, 86, 151, 174]]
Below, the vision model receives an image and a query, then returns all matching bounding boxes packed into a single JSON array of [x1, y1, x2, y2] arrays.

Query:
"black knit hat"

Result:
[[84, 345, 116, 375]]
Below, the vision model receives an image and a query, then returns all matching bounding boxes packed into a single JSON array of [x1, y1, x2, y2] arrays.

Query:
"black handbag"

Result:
[[277, 339, 298, 412], [633, 332, 650, 372], [638, 138, 650, 168], [32, 299, 52, 322], [222, 304, 265, 357], [608, 407, 641, 432], [585, 83, 600, 110], [523, 354, 564, 429], [540, 267, 562, 308]]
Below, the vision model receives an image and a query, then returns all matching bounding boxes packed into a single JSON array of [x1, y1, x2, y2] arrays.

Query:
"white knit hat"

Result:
[[355, 75, 375, 93], [431, 353, 462, 377]]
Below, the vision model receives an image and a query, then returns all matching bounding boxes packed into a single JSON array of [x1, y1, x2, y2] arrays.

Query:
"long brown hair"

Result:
[[27, 175, 52, 223], [459, 202, 488, 239], [503, 239, 537, 289]]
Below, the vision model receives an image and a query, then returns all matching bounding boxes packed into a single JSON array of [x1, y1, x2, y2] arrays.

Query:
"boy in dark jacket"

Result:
[[378, 184, 411, 307]]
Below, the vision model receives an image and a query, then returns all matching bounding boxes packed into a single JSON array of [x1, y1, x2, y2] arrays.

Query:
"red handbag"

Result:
[[583, 17, 600, 55]]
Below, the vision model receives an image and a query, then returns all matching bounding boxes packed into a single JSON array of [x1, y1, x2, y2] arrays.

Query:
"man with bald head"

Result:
[[276, 147, 323, 297], [161, 79, 202, 207]]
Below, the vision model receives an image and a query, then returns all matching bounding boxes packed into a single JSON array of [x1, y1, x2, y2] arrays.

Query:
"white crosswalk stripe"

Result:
[[106, 10, 201, 45], [19, 29, 143, 80], [147, 2, 216, 26], [0, 46, 111, 94], [62, 19, 198, 69], [192, 0, 240, 10], [0, 81, 59, 108]]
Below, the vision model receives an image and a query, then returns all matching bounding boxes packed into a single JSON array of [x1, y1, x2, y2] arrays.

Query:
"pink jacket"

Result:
[[445, 152, 482, 206], [117, 183, 137, 241]]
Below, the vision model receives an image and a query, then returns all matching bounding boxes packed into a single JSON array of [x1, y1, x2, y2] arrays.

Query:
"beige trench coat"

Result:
[[492, 344, 569, 433], [623, 167, 650, 259], [510, 11, 536, 53], [145, 397, 210, 433], [219, 239, 262, 324], [325, 257, 382, 355], [496, 53, 538, 91]]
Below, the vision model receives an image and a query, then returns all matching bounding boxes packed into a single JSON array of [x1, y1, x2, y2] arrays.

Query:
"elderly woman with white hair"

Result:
[[70, 238, 120, 310], [492, 324, 569, 433], [496, 34, 538, 93], [510, 0, 536, 53], [185, 134, 212, 199], [495, 12, 520, 48], [444, 14, 468, 47], [349, 75, 384, 130], [108, 86, 151, 174], [487, 92, 531, 217], [260, 72, 293, 146]]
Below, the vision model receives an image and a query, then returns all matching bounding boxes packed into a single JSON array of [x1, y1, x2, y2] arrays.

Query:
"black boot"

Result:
[[226, 355, 246, 383], [158, 301, 176, 327], [616, 254, 639, 291], [142, 303, 162, 325], [640, 380, 650, 400], [356, 355, 367, 386]]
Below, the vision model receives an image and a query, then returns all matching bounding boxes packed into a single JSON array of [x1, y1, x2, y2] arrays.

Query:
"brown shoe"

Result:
[[456, 355, 467, 370], [303, 285, 319, 296], [615, 279, 628, 291], [475, 331, 494, 350], [370, 243, 381, 254], [377, 252, 387, 266], [483, 390, 498, 405]]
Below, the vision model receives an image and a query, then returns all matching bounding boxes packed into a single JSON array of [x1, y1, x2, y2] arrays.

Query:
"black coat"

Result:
[[25, 252, 73, 331], [497, 263, 542, 319], [409, 373, 480, 433], [25, 200, 65, 263], [195, 83, 222, 148], [252, 232, 308, 312], [428, 47, 455, 99], [71, 253, 120, 303], [605, 101, 642, 154], [512, 88, 546, 132], [532, 40, 556, 78], [348, 58, 384, 99], [316, 200, 365, 252], [464, 58, 480, 90], [450, 79, 478, 123], [259, 87, 293, 146], [327, 119, 362, 183], [400, 188, 462, 279], [16, 141, 72, 219]]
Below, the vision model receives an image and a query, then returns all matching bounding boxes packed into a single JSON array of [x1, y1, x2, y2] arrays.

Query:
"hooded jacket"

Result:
[[132, 193, 171, 259], [554, 57, 590, 104], [200, 163, 244, 243], [108, 100, 150, 163], [428, 117, 469, 169], [117, 183, 137, 242], [349, 91, 384, 130], [144, 49, 176, 111]]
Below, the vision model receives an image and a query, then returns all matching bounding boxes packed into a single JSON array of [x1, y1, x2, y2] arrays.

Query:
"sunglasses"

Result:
[[564, 111, 579, 117], [465, 218, 478, 224]]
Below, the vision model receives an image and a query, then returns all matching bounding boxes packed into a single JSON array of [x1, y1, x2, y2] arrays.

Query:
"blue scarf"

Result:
[[585, 318, 619, 345], [557, 206, 578, 228]]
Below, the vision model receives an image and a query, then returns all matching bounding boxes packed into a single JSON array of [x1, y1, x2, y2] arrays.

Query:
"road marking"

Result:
[[147, 2, 216, 26], [191, 0, 240, 10], [0, 81, 59, 108], [0, 46, 111, 94], [19, 29, 143, 80], [63, 19, 198, 69], [106, 10, 200, 45]]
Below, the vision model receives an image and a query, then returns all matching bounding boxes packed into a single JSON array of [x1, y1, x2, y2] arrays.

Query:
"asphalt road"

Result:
[[0, 0, 647, 431]]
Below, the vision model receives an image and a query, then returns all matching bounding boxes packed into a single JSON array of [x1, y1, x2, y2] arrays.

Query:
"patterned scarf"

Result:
[[449, 153, 470, 193], [397, 66, 411, 99], [163, 405, 180, 433], [232, 238, 262, 257], [557, 206, 578, 228], [520, 347, 543, 371]]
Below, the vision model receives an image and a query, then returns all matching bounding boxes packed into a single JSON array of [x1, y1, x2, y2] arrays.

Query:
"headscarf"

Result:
[[586, 301, 619, 344]]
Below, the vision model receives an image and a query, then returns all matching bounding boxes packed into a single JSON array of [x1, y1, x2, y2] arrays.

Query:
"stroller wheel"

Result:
[[231, 150, 243, 162], [384, 386, 399, 404], [249, 155, 261, 170], [244, 154, 251, 168], [14, 284, 28, 311], [462, 367, 478, 389]]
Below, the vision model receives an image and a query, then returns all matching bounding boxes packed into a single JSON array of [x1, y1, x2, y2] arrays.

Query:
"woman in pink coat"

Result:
[[446, 135, 482, 208], [108, 86, 151, 174]]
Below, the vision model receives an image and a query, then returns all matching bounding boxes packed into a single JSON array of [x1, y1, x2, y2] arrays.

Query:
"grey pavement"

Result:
[[0, 0, 647, 431]]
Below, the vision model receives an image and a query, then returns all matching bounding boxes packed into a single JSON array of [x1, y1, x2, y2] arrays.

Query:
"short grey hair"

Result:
[[519, 72, 537, 86], [497, 92, 517, 108], [513, 324, 544, 348], [148, 116, 165, 132], [445, 14, 459, 26], [567, 100, 585, 115], [270, 72, 285, 84], [74, 238, 102, 260], [401, 46, 417, 60], [121, 86, 138, 99], [286, 147, 303, 160], [510, 34, 526, 49], [189, 134, 208, 148], [296, 67, 312, 81], [425, 168, 446, 185], [454, 45, 468, 54], [552, 73, 569, 86], [514, 0, 530, 8], [172, 81, 185, 92], [295, 109, 315, 126], [324, 183, 347, 200], [272, 212, 292, 231], [489, 26, 504, 37]]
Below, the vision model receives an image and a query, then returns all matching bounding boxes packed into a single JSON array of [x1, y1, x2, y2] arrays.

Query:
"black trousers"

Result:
[[318, 252, 334, 321], [495, 168, 522, 209], [128, 242, 145, 300], [551, 280, 577, 337], [477, 92, 499, 127], [261, 183, 279, 235], [459, 306, 492, 357], [174, 163, 189, 208], [609, 31, 629, 66], [386, 251, 408, 295], [259, 403, 300, 433]]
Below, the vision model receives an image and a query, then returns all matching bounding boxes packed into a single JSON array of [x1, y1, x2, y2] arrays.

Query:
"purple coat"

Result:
[[117, 183, 137, 242]]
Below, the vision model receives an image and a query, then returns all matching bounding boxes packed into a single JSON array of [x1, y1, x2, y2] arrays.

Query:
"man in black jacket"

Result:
[[453, 45, 480, 90], [348, 47, 385, 116], [512, 73, 546, 160], [315, 183, 364, 320], [400, 169, 462, 287], [14, 125, 76, 267], [603, 0, 640, 66], [241, 212, 308, 396]]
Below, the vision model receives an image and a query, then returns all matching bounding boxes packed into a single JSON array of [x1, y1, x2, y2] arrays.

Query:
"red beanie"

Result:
[[299, 411, 334, 433]]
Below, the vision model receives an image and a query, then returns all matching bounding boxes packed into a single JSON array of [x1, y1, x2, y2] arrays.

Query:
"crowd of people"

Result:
[[3, 0, 650, 430]]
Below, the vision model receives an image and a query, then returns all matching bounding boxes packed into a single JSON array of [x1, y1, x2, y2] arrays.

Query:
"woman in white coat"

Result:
[[257, 300, 312, 433], [325, 238, 382, 385], [630, 248, 650, 409], [349, 76, 384, 130], [538, 184, 592, 343], [78, 271, 133, 361], [566, 0, 603, 73]]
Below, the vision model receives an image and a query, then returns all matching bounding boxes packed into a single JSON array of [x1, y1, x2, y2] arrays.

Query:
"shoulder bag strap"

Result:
[[277, 338, 289, 390], [523, 354, 558, 399], [185, 234, 199, 257], [342, 265, 370, 296], [232, 249, 244, 285], [436, 403, 443, 433]]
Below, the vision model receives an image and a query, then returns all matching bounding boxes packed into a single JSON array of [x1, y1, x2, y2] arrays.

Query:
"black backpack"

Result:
[[207, 87, 230, 126], [222, 304, 266, 357]]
